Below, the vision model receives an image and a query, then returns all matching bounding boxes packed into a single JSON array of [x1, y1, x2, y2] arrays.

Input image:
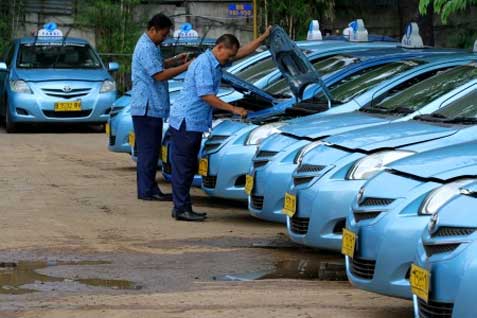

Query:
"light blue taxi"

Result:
[[344, 141, 477, 299], [0, 23, 118, 132]]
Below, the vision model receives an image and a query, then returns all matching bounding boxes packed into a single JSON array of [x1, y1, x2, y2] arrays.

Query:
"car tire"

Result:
[[4, 98, 16, 133]]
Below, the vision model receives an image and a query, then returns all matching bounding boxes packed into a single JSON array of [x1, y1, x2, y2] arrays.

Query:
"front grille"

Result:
[[296, 164, 326, 174], [417, 298, 454, 318], [256, 150, 278, 158], [202, 176, 217, 189], [293, 176, 315, 186], [359, 197, 395, 207], [42, 88, 91, 99], [250, 195, 264, 210], [424, 243, 460, 257], [109, 135, 116, 146], [332, 218, 346, 234], [204, 143, 221, 152], [349, 257, 376, 279], [353, 211, 381, 222], [253, 160, 268, 169], [432, 226, 477, 238], [208, 135, 229, 142], [43, 110, 92, 118], [162, 162, 171, 174], [290, 217, 310, 235]]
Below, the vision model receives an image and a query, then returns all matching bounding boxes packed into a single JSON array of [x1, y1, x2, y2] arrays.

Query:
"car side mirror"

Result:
[[108, 62, 119, 72], [0, 62, 7, 72]]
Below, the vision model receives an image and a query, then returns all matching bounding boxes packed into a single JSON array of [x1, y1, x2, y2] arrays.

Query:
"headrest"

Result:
[[307, 20, 322, 41], [401, 22, 424, 48], [348, 19, 368, 42]]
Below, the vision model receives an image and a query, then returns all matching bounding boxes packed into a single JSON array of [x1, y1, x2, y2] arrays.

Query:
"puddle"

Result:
[[213, 259, 347, 282], [0, 260, 140, 295]]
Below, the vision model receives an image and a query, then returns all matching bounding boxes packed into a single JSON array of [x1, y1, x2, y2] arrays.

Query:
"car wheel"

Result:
[[4, 98, 16, 133]]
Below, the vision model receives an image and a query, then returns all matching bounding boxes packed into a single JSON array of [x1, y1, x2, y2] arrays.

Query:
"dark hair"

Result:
[[216, 34, 240, 50], [147, 13, 173, 31]]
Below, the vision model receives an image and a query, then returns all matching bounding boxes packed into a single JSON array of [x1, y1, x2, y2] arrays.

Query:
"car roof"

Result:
[[161, 37, 216, 46]]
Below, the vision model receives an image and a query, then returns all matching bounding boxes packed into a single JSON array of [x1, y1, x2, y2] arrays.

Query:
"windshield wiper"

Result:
[[444, 116, 477, 124], [413, 113, 448, 122], [359, 105, 391, 114], [387, 106, 415, 114]]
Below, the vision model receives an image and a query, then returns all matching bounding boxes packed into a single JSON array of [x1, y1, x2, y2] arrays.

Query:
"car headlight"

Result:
[[419, 179, 475, 215], [294, 140, 328, 164], [100, 80, 116, 93], [347, 150, 415, 180], [10, 80, 32, 94], [245, 122, 284, 145]]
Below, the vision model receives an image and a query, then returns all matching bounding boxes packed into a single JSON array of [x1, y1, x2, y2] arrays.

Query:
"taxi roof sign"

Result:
[[307, 20, 322, 41], [344, 19, 368, 42], [401, 22, 424, 48], [173, 23, 199, 39], [37, 22, 63, 38]]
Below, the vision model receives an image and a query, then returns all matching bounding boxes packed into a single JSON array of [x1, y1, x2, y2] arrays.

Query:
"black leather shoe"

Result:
[[139, 193, 172, 202], [187, 209, 207, 218], [175, 211, 206, 222]]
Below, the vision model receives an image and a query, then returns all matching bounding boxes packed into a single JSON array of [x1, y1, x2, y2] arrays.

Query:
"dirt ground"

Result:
[[0, 126, 413, 318]]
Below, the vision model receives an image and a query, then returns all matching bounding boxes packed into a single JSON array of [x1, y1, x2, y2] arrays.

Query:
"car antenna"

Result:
[[197, 24, 211, 51]]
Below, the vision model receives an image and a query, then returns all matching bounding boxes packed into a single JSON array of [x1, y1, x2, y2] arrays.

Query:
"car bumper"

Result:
[[288, 179, 366, 251], [249, 161, 298, 223], [8, 91, 116, 123], [108, 114, 132, 153], [346, 214, 430, 299]]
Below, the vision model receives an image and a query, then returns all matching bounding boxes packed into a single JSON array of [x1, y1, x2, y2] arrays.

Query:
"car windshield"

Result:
[[363, 65, 477, 115], [418, 89, 477, 124], [263, 54, 360, 96], [310, 60, 423, 105], [234, 56, 276, 83], [17, 43, 102, 69]]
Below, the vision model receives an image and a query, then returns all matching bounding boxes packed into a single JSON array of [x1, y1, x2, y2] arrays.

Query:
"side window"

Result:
[[368, 67, 453, 107]]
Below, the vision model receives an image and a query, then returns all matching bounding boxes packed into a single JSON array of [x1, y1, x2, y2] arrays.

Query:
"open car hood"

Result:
[[221, 71, 275, 104], [326, 121, 459, 152], [389, 141, 477, 181], [267, 25, 326, 101]]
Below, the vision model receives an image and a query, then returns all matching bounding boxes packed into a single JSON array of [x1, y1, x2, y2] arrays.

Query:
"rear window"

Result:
[[17, 43, 102, 69]]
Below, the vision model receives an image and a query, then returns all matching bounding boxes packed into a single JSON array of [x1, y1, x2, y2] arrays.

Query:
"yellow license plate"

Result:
[[128, 132, 135, 147], [282, 192, 297, 217], [161, 145, 168, 163], [245, 174, 254, 195], [105, 123, 110, 136], [341, 228, 357, 258], [410, 264, 431, 303], [198, 158, 208, 176], [54, 101, 81, 112]]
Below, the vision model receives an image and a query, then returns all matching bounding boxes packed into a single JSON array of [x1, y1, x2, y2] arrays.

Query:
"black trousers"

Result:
[[170, 121, 202, 212], [132, 115, 163, 198]]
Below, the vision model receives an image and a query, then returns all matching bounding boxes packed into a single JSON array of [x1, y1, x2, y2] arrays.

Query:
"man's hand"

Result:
[[233, 106, 248, 118], [176, 52, 191, 64], [261, 26, 272, 40]]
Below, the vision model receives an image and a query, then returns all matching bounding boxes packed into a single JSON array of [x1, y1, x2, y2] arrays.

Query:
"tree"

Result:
[[75, 0, 143, 92], [419, 0, 477, 23], [0, 0, 24, 54], [258, 0, 335, 40]]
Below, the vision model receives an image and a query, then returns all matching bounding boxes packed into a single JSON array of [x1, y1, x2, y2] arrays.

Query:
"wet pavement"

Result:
[[0, 126, 413, 317]]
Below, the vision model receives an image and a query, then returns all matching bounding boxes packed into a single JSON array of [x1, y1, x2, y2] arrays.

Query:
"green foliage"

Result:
[[75, 0, 143, 92], [0, 0, 24, 54], [419, 0, 477, 23], [258, 0, 335, 40]]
